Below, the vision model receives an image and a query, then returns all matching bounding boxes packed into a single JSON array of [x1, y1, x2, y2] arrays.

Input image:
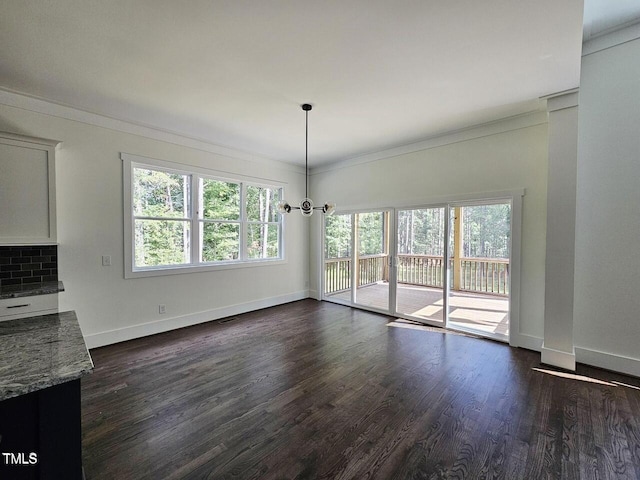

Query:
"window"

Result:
[[133, 166, 191, 268], [123, 153, 284, 278], [199, 178, 240, 262], [245, 185, 281, 259]]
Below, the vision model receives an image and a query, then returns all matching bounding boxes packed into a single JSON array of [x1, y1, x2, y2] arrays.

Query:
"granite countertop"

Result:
[[0, 310, 93, 401], [0, 280, 65, 299]]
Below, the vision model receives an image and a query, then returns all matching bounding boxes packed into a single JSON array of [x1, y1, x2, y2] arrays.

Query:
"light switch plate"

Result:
[[102, 255, 112, 266]]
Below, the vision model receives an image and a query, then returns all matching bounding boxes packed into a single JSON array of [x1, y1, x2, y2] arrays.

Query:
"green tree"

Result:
[[325, 214, 351, 258], [133, 168, 190, 267], [462, 204, 510, 258], [246, 186, 280, 259], [358, 212, 384, 255], [397, 208, 445, 256], [201, 179, 240, 261]]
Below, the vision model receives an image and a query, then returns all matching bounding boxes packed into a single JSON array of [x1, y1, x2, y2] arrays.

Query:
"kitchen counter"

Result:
[[0, 280, 65, 300], [0, 310, 93, 401]]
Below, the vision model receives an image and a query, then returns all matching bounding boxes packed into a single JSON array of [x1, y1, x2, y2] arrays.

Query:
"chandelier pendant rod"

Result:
[[305, 106, 309, 199], [275, 103, 335, 216]]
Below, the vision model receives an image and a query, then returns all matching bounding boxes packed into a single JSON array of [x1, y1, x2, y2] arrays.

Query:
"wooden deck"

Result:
[[326, 282, 509, 337]]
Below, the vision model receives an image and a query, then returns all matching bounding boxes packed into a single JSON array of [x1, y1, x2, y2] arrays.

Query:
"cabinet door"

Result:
[[0, 134, 57, 244]]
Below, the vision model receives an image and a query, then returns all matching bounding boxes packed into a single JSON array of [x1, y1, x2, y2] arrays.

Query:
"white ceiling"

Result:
[[0, 0, 631, 166]]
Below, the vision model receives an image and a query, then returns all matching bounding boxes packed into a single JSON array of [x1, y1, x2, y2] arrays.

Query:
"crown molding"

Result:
[[311, 109, 548, 175], [0, 130, 61, 147], [0, 88, 305, 174], [542, 89, 579, 112], [0, 87, 552, 178], [582, 20, 640, 56]]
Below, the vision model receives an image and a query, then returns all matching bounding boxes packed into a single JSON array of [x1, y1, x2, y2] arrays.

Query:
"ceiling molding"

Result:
[[0, 130, 61, 147], [0, 88, 305, 175], [311, 109, 548, 175], [541, 89, 579, 112], [582, 20, 640, 56]]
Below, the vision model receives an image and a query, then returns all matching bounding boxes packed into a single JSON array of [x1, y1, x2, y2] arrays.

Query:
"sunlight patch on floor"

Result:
[[533, 368, 617, 386], [449, 308, 506, 323], [387, 321, 437, 332], [433, 296, 508, 311], [449, 321, 499, 335], [612, 381, 640, 391], [410, 305, 442, 317], [386, 320, 473, 337]]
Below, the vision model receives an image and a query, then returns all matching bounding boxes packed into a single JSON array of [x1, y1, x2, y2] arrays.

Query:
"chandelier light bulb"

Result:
[[322, 203, 336, 215], [277, 201, 291, 214]]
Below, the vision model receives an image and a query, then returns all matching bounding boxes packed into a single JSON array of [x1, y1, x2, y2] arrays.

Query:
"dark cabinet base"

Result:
[[0, 379, 82, 480]]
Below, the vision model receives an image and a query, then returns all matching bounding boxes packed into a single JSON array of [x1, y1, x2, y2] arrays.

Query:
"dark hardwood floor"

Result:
[[81, 300, 640, 479]]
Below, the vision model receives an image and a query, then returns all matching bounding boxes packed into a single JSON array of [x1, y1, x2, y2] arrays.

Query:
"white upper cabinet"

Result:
[[0, 132, 59, 244]]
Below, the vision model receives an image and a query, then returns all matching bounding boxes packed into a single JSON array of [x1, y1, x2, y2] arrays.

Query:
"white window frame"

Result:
[[122, 153, 286, 278]]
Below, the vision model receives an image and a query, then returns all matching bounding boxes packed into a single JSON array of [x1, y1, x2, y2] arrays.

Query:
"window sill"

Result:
[[125, 258, 287, 279]]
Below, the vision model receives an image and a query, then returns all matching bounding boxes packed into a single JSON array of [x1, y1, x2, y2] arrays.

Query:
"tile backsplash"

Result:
[[0, 245, 58, 286]]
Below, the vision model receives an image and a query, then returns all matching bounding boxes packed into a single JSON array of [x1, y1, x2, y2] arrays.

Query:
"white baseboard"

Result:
[[541, 343, 576, 371], [514, 333, 543, 352], [575, 346, 640, 378], [518, 335, 639, 377], [84, 290, 309, 349]]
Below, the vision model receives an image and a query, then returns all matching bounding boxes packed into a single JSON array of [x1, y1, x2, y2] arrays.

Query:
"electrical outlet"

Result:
[[158, 304, 166, 314], [102, 255, 112, 266]]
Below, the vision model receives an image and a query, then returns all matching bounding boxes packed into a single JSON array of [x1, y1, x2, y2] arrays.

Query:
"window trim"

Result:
[[122, 153, 286, 279]]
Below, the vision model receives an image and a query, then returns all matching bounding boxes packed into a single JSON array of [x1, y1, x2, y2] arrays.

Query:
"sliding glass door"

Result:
[[323, 210, 392, 314], [395, 207, 447, 326], [354, 211, 390, 311], [446, 202, 511, 341], [323, 199, 513, 342], [324, 213, 352, 305]]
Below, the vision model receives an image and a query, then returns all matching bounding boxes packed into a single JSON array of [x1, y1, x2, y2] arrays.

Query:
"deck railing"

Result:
[[459, 257, 509, 295], [325, 257, 351, 294], [324, 254, 387, 295], [397, 254, 444, 288], [358, 254, 387, 287], [325, 254, 509, 296]]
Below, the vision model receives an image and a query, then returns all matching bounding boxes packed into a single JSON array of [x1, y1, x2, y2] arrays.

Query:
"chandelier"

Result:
[[277, 104, 335, 216]]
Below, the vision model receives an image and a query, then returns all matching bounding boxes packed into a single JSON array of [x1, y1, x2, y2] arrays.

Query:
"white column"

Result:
[[541, 90, 579, 371]]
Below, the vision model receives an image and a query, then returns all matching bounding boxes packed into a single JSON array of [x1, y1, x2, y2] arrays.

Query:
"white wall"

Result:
[[0, 94, 309, 347], [310, 117, 549, 346], [574, 36, 640, 374], [5, 32, 638, 376]]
